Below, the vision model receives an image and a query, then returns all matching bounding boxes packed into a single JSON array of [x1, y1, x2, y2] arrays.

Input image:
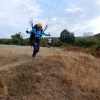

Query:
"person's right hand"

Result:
[[26, 28, 28, 33], [26, 31, 28, 33]]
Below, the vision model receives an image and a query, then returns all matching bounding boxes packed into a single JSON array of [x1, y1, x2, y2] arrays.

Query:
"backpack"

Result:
[[30, 24, 43, 47]]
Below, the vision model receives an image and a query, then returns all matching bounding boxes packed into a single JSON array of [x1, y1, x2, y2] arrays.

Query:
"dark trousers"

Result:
[[32, 38, 40, 57]]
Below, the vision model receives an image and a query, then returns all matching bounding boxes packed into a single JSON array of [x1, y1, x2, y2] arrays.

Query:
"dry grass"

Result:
[[60, 51, 100, 99], [0, 45, 31, 66], [0, 45, 100, 100]]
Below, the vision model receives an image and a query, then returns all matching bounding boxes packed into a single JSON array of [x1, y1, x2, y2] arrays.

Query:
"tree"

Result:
[[11, 32, 24, 45], [52, 38, 63, 47], [94, 33, 100, 41], [59, 29, 75, 44], [11, 37, 21, 45]]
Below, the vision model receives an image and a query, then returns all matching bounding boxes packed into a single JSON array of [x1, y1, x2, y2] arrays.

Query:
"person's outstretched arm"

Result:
[[26, 29, 36, 34], [41, 31, 50, 36]]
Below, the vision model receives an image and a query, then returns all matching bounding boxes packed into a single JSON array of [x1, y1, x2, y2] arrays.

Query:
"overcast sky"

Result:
[[0, 0, 100, 38]]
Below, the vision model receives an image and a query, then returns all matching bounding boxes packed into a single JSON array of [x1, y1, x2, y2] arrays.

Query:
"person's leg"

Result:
[[35, 38, 40, 54], [32, 39, 37, 57]]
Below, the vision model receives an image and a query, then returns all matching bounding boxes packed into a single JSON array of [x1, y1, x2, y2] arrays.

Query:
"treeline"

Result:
[[75, 33, 100, 50], [0, 32, 30, 46], [0, 30, 100, 50]]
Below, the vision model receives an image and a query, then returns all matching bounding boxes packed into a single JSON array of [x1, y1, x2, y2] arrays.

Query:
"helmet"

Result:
[[37, 23, 42, 28]]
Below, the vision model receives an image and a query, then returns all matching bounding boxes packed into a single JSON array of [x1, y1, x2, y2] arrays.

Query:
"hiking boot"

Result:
[[32, 56, 35, 60], [32, 54, 36, 60]]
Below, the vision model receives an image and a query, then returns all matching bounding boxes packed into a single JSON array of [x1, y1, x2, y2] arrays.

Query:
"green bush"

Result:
[[40, 38, 47, 47], [75, 39, 96, 48], [91, 52, 95, 56], [95, 46, 100, 51], [52, 38, 63, 47]]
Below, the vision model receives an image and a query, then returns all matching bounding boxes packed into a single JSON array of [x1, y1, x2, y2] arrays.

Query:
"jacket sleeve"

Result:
[[27, 29, 36, 34], [41, 31, 49, 36]]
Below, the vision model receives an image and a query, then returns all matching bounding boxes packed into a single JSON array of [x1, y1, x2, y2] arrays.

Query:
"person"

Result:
[[26, 23, 50, 58], [47, 37, 52, 48]]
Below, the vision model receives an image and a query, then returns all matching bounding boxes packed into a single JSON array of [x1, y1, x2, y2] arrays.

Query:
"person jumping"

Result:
[[26, 23, 50, 59]]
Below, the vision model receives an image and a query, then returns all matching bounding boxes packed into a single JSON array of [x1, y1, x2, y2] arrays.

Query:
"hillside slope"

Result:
[[0, 45, 100, 100]]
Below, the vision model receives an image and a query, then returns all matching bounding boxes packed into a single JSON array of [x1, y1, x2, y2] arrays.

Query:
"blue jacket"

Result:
[[27, 28, 49, 39]]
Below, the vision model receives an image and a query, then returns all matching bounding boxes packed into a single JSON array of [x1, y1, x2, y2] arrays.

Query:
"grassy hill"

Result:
[[0, 45, 100, 100]]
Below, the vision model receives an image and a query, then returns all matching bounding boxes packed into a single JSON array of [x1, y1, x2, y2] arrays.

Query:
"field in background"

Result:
[[0, 45, 100, 100]]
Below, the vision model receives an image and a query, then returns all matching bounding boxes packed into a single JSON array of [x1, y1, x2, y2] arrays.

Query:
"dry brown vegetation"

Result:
[[0, 45, 100, 100], [66, 46, 100, 58]]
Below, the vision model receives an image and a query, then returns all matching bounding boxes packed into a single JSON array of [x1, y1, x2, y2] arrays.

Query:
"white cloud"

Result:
[[0, 0, 100, 38], [80, 12, 87, 18], [51, 18, 57, 22], [68, 17, 100, 36], [0, 0, 44, 38], [0, 12, 5, 17], [21, 0, 43, 18], [68, 23, 87, 34], [88, 17, 100, 34], [8, 23, 20, 29], [66, 8, 83, 12], [89, 17, 100, 26], [96, 0, 100, 4]]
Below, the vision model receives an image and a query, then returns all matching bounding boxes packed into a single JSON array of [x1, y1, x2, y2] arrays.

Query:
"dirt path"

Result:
[[0, 45, 64, 71], [0, 59, 30, 71]]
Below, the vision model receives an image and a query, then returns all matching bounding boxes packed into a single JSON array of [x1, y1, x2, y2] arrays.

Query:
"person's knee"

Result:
[[36, 50, 39, 53], [37, 50, 39, 52]]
